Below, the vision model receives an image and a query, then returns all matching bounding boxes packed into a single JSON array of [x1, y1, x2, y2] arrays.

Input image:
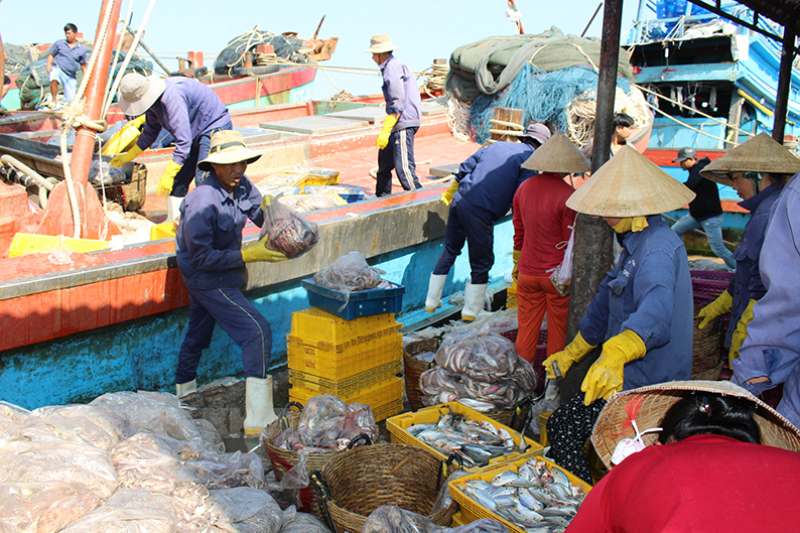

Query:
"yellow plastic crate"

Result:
[[9, 233, 108, 257], [386, 402, 542, 474], [150, 222, 176, 240], [289, 359, 402, 396], [293, 166, 341, 190], [290, 376, 403, 408], [288, 308, 401, 352], [450, 512, 468, 526], [287, 333, 402, 380], [506, 283, 518, 309], [372, 398, 404, 423], [449, 456, 592, 533], [262, 171, 307, 187]]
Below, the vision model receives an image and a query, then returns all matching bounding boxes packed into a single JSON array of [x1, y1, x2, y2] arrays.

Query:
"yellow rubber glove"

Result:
[[440, 179, 459, 206], [581, 329, 646, 406], [261, 195, 274, 210], [103, 115, 146, 156], [157, 161, 182, 196], [698, 290, 733, 330], [376, 115, 398, 150], [543, 331, 596, 380], [729, 299, 756, 365], [109, 144, 143, 168], [512, 249, 521, 283], [241, 237, 288, 263]]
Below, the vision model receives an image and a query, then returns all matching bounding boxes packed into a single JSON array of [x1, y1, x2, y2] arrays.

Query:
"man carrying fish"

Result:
[[542, 146, 694, 482], [367, 34, 423, 196], [425, 123, 551, 321], [109, 72, 233, 222], [174, 130, 292, 435]]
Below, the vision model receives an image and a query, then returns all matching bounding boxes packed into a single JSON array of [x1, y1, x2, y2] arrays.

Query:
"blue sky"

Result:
[[0, 0, 641, 99]]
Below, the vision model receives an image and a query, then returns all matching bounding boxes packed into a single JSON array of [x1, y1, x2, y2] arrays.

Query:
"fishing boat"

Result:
[[628, 0, 800, 229]]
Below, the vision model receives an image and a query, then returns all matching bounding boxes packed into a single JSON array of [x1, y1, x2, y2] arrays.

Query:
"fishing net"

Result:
[[213, 30, 307, 75]]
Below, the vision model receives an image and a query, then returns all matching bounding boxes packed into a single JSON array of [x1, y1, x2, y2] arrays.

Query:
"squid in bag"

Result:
[[259, 193, 319, 259]]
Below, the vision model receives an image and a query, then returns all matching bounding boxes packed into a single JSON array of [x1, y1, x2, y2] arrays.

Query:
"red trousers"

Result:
[[515, 273, 569, 363]]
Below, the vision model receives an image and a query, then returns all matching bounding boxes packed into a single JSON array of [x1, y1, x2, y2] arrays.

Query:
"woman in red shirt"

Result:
[[567, 381, 800, 532], [512, 133, 590, 364]]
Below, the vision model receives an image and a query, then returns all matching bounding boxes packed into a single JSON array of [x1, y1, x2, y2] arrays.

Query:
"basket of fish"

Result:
[[315, 443, 458, 533], [386, 402, 542, 475], [403, 337, 439, 412], [449, 456, 590, 533]]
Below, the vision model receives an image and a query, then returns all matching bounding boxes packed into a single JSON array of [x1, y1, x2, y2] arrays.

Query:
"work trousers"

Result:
[[546, 393, 606, 483], [516, 273, 570, 362], [433, 200, 494, 285], [170, 118, 233, 197], [376, 127, 421, 196], [175, 285, 272, 384], [671, 213, 735, 269]]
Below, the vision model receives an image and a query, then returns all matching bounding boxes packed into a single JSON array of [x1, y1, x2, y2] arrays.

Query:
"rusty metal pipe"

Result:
[[69, 0, 123, 189]]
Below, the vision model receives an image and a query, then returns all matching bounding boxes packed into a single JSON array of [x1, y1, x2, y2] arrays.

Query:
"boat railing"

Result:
[[628, 0, 754, 45]]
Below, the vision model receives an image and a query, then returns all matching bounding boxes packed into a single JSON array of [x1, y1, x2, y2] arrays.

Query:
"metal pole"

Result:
[[581, 3, 604, 38], [124, 23, 172, 75], [560, 0, 623, 400], [773, 21, 795, 145]]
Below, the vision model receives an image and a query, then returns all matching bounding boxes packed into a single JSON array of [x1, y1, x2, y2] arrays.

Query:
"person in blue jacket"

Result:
[[109, 73, 233, 222], [366, 34, 423, 196], [175, 130, 291, 435], [424, 123, 551, 321], [542, 146, 695, 483], [696, 133, 800, 367]]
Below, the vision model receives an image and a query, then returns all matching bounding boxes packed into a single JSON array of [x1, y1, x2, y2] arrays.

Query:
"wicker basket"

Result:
[[403, 338, 439, 412], [691, 305, 724, 380], [261, 406, 370, 516], [484, 399, 532, 433], [93, 164, 147, 211], [317, 443, 458, 533]]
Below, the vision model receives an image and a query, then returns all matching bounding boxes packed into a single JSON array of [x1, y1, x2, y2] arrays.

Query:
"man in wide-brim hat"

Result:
[[566, 380, 800, 531], [540, 145, 696, 483], [512, 132, 588, 366], [175, 130, 291, 435], [695, 133, 800, 370], [705, 134, 800, 430], [109, 72, 233, 222], [365, 34, 423, 196]]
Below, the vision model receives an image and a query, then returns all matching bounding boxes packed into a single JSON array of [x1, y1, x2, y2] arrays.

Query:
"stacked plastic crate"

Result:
[[287, 280, 406, 422]]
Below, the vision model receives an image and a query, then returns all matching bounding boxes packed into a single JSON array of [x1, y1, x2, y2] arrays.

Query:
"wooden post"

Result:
[[490, 107, 524, 143]]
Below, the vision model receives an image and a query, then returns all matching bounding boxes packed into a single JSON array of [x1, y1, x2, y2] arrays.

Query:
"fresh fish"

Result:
[[491, 469, 519, 486]]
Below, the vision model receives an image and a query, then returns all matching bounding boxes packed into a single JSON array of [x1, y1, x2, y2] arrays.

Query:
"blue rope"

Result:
[[468, 64, 632, 144]]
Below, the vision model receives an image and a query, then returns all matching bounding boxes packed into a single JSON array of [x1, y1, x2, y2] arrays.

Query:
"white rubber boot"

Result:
[[425, 274, 448, 312], [461, 281, 487, 321], [166, 195, 184, 223], [243, 376, 278, 435], [176, 379, 197, 398]]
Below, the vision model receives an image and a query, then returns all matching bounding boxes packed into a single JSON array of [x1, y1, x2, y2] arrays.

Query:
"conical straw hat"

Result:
[[591, 380, 800, 470], [700, 132, 800, 186], [566, 145, 695, 217], [521, 132, 591, 173]]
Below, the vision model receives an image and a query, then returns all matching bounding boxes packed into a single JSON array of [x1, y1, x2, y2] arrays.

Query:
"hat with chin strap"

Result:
[[198, 130, 262, 171]]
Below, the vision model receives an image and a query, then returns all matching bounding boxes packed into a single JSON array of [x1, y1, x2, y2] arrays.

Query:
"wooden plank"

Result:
[[489, 107, 523, 143]]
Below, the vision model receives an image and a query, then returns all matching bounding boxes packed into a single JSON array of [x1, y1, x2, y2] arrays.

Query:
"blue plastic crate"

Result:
[[304, 185, 365, 204], [301, 278, 405, 320]]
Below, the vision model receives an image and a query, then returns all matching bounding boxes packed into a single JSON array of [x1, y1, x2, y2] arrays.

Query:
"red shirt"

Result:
[[512, 172, 576, 276], [567, 434, 800, 533]]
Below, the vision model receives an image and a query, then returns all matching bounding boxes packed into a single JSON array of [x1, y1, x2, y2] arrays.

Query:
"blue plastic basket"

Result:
[[304, 185, 365, 203], [301, 279, 405, 320]]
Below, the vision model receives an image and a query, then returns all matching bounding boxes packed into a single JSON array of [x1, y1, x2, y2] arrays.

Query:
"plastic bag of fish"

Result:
[[419, 330, 537, 412], [406, 408, 530, 468], [456, 458, 586, 532], [272, 394, 377, 452], [313, 251, 394, 294], [259, 193, 319, 259]]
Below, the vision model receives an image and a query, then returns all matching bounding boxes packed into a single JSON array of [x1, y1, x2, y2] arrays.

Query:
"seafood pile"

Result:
[[260, 194, 319, 259], [420, 330, 537, 412], [407, 409, 528, 468], [273, 394, 377, 452], [313, 251, 393, 293], [457, 458, 586, 532]]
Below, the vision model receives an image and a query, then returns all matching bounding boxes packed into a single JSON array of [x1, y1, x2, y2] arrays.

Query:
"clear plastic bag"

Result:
[[549, 227, 574, 297], [312, 252, 390, 294], [278, 505, 331, 533], [259, 193, 319, 259], [89, 159, 128, 186], [362, 506, 440, 533], [276, 394, 376, 452], [445, 519, 509, 533], [21, 404, 126, 451], [205, 487, 283, 531]]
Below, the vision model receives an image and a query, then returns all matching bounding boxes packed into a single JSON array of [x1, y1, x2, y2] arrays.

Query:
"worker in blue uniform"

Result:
[[542, 146, 696, 482], [174, 130, 289, 435], [109, 73, 233, 222], [424, 123, 551, 321], [366, 34, 423, 196]]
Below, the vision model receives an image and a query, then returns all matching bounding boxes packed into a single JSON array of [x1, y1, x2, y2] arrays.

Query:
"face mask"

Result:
[[610, 419, 663, 465]]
